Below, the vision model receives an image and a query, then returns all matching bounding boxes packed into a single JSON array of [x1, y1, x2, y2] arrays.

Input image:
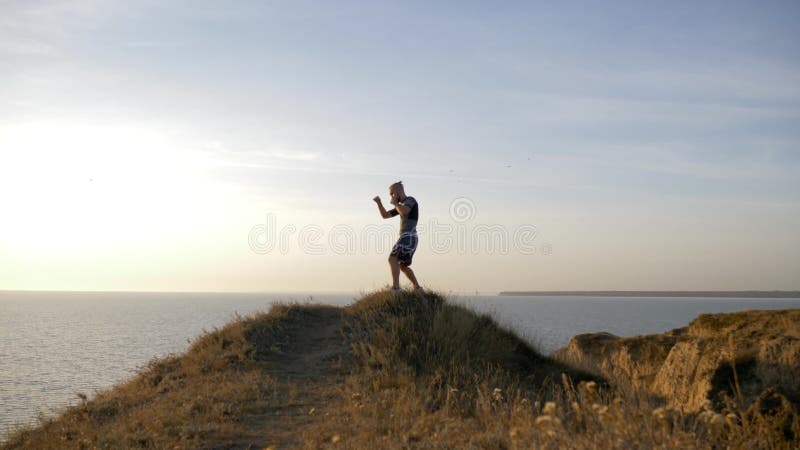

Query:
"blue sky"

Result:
[[1, 1, 799, 291]]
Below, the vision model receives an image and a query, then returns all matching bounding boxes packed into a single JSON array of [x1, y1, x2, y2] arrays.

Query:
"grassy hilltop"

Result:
[[3, 290, 798, 449]]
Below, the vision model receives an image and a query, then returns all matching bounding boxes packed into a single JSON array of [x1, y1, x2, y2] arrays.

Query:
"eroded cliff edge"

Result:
[[554, 309, 800, 412]]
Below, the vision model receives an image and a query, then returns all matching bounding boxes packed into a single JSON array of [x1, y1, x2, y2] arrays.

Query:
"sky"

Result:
[[1, 0, 799, 292]]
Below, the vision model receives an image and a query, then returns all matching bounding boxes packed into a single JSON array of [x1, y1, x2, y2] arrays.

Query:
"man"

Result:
[[373, 181, 423, 292]]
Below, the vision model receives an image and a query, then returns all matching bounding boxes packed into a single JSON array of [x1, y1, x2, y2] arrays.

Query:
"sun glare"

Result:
[[0, 120, 212, 252]]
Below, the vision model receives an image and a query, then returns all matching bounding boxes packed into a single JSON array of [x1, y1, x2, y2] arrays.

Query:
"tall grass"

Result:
[[301, 289, 799, 449]]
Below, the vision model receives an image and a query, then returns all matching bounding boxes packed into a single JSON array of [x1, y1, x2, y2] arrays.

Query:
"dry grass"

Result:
[[1, 302, 336, 449], [301, 290, 799, 449], [3, 289, 798, 449]]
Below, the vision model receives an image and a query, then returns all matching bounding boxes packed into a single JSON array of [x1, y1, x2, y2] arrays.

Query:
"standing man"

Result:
[[373, 181, 423, 292]]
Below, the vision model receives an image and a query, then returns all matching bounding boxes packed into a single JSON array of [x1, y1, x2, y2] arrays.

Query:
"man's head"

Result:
[[389, 181, 405, 202]]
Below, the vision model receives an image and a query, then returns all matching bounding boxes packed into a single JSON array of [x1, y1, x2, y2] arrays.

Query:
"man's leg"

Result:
[[399, 264, 420, 289], [388, 255, 401, 289]]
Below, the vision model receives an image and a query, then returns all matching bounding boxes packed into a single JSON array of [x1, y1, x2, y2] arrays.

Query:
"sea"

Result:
[[2, 290, 799, 438]]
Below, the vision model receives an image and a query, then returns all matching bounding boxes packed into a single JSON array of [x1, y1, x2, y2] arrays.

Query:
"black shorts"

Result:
[[390, 232, 418, 266]]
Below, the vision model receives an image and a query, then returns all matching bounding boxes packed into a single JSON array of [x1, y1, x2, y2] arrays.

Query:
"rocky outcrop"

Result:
[[554, 309, 800, 412]]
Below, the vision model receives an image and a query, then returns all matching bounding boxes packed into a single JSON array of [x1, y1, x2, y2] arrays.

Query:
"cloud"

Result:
[[122, 40, 181, 49], [0, 39, 57, 56], [270, 150, 319, 161], [0, 0, 153, 49], [199, 142, 319, 162]]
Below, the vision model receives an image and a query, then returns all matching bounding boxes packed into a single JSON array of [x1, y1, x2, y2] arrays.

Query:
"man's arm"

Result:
[[373, 196, 397, 219], [395, 197, 415, 216], [395, 203, 411, 216]]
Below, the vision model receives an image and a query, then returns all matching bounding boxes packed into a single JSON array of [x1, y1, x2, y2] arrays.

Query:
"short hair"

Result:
[[389, 180, 403, 190]]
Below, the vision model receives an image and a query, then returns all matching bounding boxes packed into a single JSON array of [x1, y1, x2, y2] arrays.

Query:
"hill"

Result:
[[2, 290, 797, 449]]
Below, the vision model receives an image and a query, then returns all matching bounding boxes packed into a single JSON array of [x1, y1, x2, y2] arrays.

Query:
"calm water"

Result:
[[2, 290, 799, 438]]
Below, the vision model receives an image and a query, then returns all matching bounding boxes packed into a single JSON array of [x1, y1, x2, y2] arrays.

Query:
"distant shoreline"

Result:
[[498, 290, 800, 298]]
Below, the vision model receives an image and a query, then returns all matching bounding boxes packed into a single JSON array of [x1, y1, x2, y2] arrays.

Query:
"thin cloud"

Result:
[[270, 151, 319, 161], [122, 40, 181, 49], [204, 156, 591, 191], [200, 143, 320, 162], [0, 39, 57, 56]]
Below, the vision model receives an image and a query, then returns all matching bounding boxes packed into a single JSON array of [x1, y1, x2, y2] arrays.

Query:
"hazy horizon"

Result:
[[2, 289, 800, 296], [2, 1, 799, 292]]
